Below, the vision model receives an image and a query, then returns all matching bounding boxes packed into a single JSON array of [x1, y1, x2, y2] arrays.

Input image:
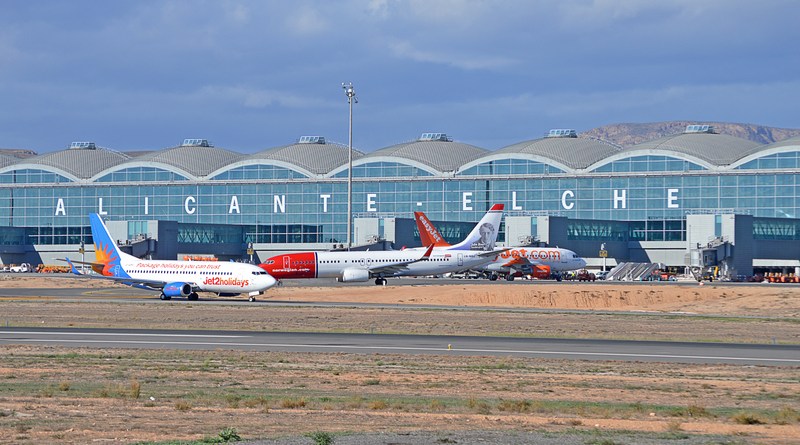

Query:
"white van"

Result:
[[10, 263, 31, 273]]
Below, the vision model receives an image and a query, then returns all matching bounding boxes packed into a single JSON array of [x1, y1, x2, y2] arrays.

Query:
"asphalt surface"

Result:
[[2, 327, 798, 366]]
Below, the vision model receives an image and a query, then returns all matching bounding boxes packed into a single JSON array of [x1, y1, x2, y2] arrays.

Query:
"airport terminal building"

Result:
[[2, 126, 800, 277]]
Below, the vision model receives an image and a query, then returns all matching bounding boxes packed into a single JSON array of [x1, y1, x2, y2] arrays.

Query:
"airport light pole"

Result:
[[601, 243, 606, 272], [342, 82, 357, 250], [79, 240, 85, 274]]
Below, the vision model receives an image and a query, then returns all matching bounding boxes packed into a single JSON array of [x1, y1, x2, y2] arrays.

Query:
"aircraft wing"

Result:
[[60, 258, 193, 291], [59, 257, 106, 276], [60, 258, 99, 267], [367, 245, 435, 276], [501, 255, 533, 269], [477, 247, 512, 258]]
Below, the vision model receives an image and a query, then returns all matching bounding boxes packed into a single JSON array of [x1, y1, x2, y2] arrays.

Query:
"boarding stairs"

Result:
[[605, 262, 662, 281]]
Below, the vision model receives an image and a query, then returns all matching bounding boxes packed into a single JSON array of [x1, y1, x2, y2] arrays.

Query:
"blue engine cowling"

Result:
[[163, 282, 192, 298]]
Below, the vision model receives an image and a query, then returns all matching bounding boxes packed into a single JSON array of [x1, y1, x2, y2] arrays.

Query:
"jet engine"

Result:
[[531, 265, 552, 279], [163, 282, 193, 298], [337, 268, 370, 282]]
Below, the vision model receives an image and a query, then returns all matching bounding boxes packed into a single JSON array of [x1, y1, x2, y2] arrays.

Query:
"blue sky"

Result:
[[1, 0, 798, 154]]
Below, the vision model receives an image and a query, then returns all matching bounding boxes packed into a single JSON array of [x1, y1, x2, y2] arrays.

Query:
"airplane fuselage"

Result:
[[482, 247, 586, 273], [106, 260, 276, 294], [82, 212, 277, 301], [261, 249, 494, 281]]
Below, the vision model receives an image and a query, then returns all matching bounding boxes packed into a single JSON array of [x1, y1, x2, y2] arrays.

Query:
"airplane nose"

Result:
[[264, 273, 278, 289]]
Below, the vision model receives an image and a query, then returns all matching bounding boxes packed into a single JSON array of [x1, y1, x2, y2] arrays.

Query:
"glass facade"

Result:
[[1, 159, 800, 246], [96, 167, 187, 182], [332, 162, 433, 178], [210, 164, 308, 180], [592, 155, 705, 173], [1, 226, 27, 246], [0, 169, 72, 184], [736, 151, 800, 170], [753, 218, 800, 240], [459, 159, 564, 176]]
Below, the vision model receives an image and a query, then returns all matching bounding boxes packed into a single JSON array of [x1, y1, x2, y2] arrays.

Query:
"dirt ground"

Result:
[[3, 274, 800, 318], [1, 275, 799, 444]]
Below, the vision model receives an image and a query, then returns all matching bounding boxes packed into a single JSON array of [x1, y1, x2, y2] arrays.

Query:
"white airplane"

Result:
[[64, 213, 277, 301], [415, 210, 586, 281], [259, 204, 507, 285]]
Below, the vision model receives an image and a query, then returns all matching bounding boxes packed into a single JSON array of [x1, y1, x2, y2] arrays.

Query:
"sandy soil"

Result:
[[267, 280, 800, 318], [1, 274, 799, 444], [3, 274, 800, 317]]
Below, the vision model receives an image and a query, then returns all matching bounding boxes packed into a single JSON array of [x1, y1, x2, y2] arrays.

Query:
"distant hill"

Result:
[[582, 121, 800, 147], [0, 148, 37, 159]]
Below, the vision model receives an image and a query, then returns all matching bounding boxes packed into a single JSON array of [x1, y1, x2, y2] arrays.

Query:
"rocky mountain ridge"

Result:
[[582, 121, 800, 147]]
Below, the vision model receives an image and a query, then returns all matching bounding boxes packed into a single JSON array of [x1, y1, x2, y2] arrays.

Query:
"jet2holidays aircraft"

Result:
[[415, 210, 586, 281], [259, 204, 508, 285], [64, 213, 277, 301]]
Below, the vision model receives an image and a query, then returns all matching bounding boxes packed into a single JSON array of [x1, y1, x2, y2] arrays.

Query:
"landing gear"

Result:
[[374, 278, 387, 286], [248, 296, 257, 302], [505, 274, 515, 281], [159, 293, 171, 301], [489, 273, 499, 281], [188, 293, 199, 301]]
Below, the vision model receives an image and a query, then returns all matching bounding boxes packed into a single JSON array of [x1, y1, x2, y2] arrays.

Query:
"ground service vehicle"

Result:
[[576, 270, 596, 281]]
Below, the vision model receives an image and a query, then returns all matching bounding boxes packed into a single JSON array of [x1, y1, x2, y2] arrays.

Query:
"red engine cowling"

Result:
[[531, 265, 552, 279]]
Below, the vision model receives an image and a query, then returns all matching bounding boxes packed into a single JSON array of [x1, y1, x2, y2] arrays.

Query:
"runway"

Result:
[[2, 327, 798, 366]]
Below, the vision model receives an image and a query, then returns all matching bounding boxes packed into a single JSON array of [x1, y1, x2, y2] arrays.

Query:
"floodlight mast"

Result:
[[342, 82, 357, 250]]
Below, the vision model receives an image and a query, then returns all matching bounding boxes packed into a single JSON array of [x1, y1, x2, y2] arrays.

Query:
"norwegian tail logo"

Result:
[[449, 204, 504, 251], [88, 213, 131, 277]]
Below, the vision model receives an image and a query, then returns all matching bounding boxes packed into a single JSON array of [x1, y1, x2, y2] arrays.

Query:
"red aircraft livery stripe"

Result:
[[259, 251, 318, 279]]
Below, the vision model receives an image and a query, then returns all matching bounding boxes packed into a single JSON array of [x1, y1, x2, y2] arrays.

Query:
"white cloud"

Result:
[[285, 5, 330, 36], [365, 0, 390, 18], [196, 85, 330, 109], [222, 1, 251, 24], [389, 40, 516, 70], [405, 0, 494, 24], [553, 0, 719, 28], [0, 33, 22, 68], [466, 80, 800, 128]]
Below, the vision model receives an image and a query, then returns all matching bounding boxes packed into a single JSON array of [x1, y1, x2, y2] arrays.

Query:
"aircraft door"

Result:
[[457, 253, 463, 267], [283, 256, 291, 269]]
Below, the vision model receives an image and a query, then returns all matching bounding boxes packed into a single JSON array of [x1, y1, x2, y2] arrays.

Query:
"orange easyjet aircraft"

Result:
[[414, 210, 585, 281]]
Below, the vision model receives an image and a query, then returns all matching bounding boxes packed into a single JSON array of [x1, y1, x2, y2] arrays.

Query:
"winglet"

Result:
[[64, 257, 81, 275], [421, 244, 435, 260]]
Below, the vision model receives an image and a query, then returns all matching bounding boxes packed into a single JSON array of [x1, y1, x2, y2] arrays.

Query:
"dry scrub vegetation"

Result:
[[1, 276, 799, 443], [1, 346, 799, 444]]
